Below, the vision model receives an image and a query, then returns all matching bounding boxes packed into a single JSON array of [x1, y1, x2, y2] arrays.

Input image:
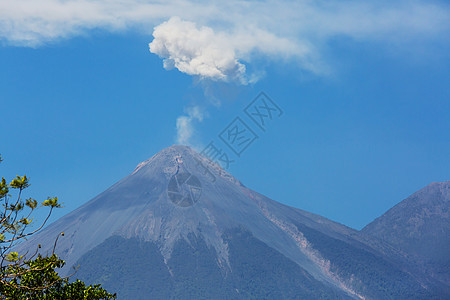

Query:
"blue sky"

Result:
[[1, 0, 449, 230]]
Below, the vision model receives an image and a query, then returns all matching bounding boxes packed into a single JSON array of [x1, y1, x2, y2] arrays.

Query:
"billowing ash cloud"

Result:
[[1, 1, 449, 77], [176, 106, 205, 146], [149, 17, 247, 84]]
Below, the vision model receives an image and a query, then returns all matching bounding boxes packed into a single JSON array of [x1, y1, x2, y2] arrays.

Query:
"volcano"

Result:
[[17, 145, 448, 299], [363, 181, 450, 287]]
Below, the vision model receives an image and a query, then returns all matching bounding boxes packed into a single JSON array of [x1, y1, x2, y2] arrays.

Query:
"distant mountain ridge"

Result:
[[16, 145, 449, 299], [363, 181, 450, 287]]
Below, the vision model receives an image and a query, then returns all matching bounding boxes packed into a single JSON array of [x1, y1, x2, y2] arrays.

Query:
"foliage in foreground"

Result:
[[1, 253, 116, 299], [0, 154, 116, 299], [0, 254, 116, 300]]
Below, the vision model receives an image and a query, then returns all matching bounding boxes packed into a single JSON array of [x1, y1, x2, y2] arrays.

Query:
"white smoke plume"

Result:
[[149, 17, 247, 84], [1, 1, 449, 77], [176, 106, 205, 146]]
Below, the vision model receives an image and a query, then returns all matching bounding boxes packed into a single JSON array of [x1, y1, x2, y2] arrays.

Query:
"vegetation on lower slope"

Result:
[[74, 229, 348, 299], [292, 221, 438, 299]]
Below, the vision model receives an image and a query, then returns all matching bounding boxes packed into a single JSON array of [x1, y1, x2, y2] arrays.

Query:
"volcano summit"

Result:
[[17, 145, 449, 299]]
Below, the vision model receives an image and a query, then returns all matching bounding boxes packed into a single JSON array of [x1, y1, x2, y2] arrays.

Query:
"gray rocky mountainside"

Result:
[[363, 181, 450, 287], [16, 145, 449, 299]]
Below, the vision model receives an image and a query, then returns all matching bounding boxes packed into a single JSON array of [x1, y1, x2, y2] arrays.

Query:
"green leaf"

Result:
[[5, 251, 23, 262], [26, 197, 38, 209], [10, 175, 30, 190], [20, 217, 32, 225], [0, 177, 9, 197], [42, 196, 61, 208]]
